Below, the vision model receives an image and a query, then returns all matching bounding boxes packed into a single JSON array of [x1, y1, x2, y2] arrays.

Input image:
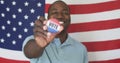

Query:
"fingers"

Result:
[[35, 36, 48, 47], [34, 16, 47, 39], [33, 17, 64, 46], [39, 16, 46, 22], [34, 16, 46, 27], [33, 26, 47, 38]]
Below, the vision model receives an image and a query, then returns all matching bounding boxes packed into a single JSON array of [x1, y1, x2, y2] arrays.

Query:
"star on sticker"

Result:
[[24, 1, 29, 6]]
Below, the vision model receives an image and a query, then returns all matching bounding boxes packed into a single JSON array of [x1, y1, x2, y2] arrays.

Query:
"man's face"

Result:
[[48, 1, 71, 32]]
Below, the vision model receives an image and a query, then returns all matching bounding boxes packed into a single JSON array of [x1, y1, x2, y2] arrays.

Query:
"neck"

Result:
[[56, 31, 68, 44]]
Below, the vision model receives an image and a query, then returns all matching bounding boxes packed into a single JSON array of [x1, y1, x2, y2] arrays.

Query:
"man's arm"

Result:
[[23, 39, 45, 58], [23, 17, 63, 58], [23, 17, 49, 58]]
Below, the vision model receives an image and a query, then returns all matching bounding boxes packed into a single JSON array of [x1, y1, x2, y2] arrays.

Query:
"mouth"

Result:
[[59, 21, 64, 24]]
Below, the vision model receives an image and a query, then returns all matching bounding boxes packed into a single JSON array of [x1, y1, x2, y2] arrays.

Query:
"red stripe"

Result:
[[45, 1, 120, 14], [82, 39, 120, 51], [67, 19, 120, 33], [90, 59, 120, 63], [0, 57, 29, 63]]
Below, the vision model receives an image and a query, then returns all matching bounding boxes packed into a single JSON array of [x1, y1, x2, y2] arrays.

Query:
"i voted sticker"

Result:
[[46, 18, 61, 33]]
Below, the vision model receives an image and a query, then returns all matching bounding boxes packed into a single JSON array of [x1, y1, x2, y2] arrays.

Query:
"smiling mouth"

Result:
[[59, 21, 64, 24]]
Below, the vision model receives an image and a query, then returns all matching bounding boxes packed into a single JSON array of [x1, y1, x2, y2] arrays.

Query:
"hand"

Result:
[[33, 17, 63, 47]]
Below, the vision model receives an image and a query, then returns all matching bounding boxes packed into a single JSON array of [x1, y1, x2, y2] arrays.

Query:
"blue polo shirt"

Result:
[[22, 35, 88, 63]]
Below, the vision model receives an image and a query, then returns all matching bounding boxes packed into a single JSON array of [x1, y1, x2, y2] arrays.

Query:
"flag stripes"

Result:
[[0, 58, 29, 63], [46, 1, 120, 14], [68, 18, 120, 32], [83, 39, 120, 51], [88, 49, 120, 61]]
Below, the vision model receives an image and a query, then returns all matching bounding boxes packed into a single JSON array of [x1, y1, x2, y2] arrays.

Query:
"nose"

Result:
[[57, 13, 64, 19]]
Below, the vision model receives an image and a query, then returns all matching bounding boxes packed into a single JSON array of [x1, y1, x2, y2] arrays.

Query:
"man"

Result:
[[22, 1, 88, 63]]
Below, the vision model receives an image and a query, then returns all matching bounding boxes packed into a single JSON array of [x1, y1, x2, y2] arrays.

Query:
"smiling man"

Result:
[[22, 1, 88, 63]]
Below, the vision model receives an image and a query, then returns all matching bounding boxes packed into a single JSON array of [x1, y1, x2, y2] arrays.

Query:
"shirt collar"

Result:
[[52, 35, 74, 47]]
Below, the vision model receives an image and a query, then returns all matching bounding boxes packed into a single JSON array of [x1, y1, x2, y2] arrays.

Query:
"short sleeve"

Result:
[[83, 46, 88, 63], [22, 35, 34, 51]]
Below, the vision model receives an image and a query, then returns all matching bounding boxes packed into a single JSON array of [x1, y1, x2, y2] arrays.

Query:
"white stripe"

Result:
[[71, 9, 120, 24], [0, 48, 29, 61], [46, 0, 114, 4], [88, 49, 120, 61], [45, 9, 120, 24], [69, 28, 120, 42]]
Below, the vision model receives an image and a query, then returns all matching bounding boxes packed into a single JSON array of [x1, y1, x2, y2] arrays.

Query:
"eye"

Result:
[[51, 11, 58, 15], [63, 11, 69, 15]]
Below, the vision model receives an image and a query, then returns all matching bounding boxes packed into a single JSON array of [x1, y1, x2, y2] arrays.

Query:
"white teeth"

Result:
[[59, 21, 64, 24]]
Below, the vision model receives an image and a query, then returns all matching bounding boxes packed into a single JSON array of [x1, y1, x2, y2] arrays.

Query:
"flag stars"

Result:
[[24, 1, 29, 6], [12, 40, 16, 45], [18, 8, 22, 13], [1, 25, 5, 30], [24, 28, 28, 32], [0, 0, 4, 4], [6, 33, 11, 37], [37, 2, 41, 7], [12, 14, 16, 19], [7, 20, 11, 25], [13, 27, 16, 31], [30, 9, 35, 13], [12, 1, 16, 5], [0, 38, 5, 43], [18, 21, 22, 26], [6, 7, 10, 12], [1, 13, 5, 17], [24, 15, 28, 19], [30, 22, 34, 27], [37, 16, 40, 19], [18, 34, 22, 39]]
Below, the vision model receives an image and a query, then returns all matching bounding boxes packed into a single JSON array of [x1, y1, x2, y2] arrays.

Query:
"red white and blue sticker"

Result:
[[46, 18, 61, 33]]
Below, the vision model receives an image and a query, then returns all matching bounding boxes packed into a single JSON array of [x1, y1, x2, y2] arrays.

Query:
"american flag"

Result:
[[0, 0, 120, 63], [0, 0, 44, 63]]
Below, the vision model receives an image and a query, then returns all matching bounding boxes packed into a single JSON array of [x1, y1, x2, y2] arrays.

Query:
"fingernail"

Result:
[[43, 26, 47, 30], [47, 32, 51, 38]]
